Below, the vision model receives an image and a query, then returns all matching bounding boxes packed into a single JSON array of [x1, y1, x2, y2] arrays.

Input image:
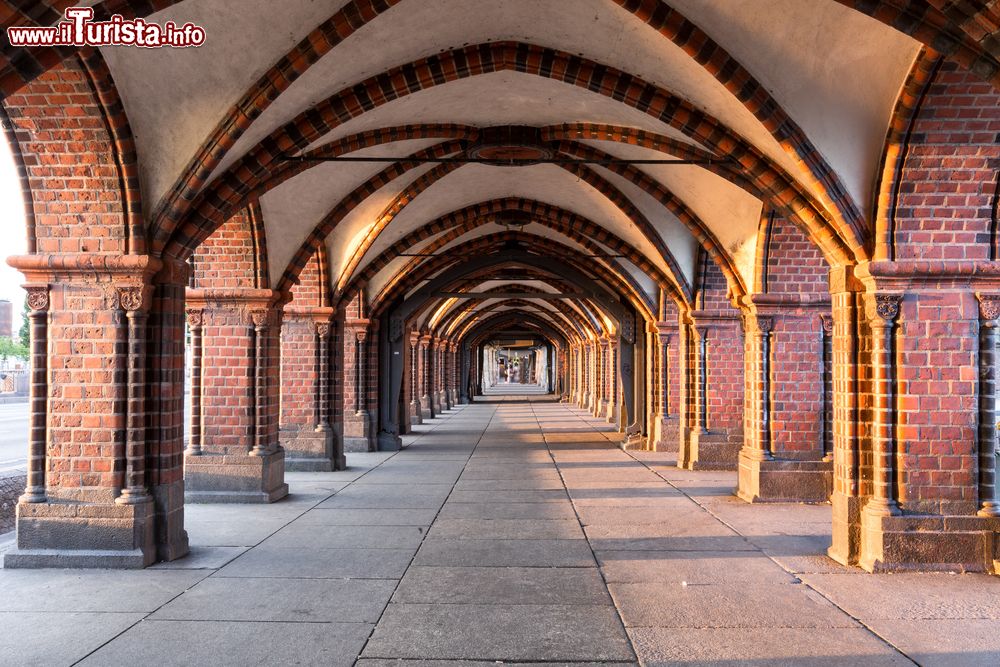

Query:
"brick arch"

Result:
[[752, 208, 830, 298], [871, 58, 1000, 262], [550, 132, 846, 288], [433, 284, 596, 343], [159, 42, 862, 266], [287, 243, 330, 310], [371, 230, 657, 324], [190, 202, 268, 290], [443, 298, 584, 344], [354, 201, 675, 302], [462, 311, 571, 353], [150, 0, 861, 252], [333, 193, 684, 305], [834, 0, 1000, 87], [332, 152, 695, 301], [2, 56, 138, 256], [0, 0, 185, 98]]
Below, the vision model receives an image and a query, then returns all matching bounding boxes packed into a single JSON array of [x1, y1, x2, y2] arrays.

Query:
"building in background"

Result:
[[0, 300, 11, 338]]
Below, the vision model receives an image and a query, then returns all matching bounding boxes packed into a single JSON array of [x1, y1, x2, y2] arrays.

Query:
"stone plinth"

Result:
[[184, 450, 288, 503], [280, 427, 338, 471], [684, 430, 740, 470], [4, 499, 156, 569], [737, 453, 832, 503]]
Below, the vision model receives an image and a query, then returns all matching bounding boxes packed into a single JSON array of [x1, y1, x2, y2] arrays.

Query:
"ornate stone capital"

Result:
[[865, 293, 903, 324], [116, 286, 145, 312], [356, 330, 368, 344], [819, 313, 834, 335], [185, 308, 204, 328], [315, 322, 331, 339], [249, 309, 269, 328], [24, 285, 49, 312], [978, 294, 1000, 322], [755, 316, 774, 335]]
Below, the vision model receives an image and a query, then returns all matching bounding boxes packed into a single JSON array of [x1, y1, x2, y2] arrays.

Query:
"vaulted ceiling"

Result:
[[95, 0, 924, 325]]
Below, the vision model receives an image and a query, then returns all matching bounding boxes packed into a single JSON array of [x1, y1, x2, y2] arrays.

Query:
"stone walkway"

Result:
[[2, 397, 1000, 665]]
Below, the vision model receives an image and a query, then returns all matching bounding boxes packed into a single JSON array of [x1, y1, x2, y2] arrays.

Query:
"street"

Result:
[[0, 402, 28, 473]]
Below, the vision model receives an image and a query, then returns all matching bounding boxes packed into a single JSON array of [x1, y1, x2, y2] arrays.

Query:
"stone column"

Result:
[[117, 286, 153, 505], [820, 314, 834, 461], [186, 309, 204, 457], [608, 338, 619, 425], [977, 294, 1000, 517], [19, 286, 48, 504], [651, 323, 678, 451], [342, 317, 374, 452], [408, 332, 423, 424]]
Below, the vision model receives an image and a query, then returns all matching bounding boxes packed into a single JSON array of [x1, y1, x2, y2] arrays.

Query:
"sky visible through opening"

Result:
[[0, 135, 27, 335]]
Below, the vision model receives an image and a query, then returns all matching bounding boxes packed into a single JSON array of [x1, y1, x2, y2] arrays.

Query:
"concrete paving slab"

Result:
[[183, 518, 291, 547], [78, 620, 372, 667], [429, 518, 584, 540], [800, 572, 1000, 620], [392, 566, 612, 605], [150, 546, 249, 570], [0, 611, 144, 666], [0, 569, 208, 612], [627, 626, 911, 666], [595, 549, 797, 584], [448, 489, 569, 503], [414, 538, 596, 568], [357, 661, 637, 667], [585, 522, 755, 552], [152, 576, 396, 623], [215, 546, 415, 579], [296, 508, 439, 526], [610, 581, 860, 629], [452, 478, 566, 490], [362, 604, 635, 662], [263, 523, 427, 550], [861, 618, 1000, 666], [437, 502, 578, 520]]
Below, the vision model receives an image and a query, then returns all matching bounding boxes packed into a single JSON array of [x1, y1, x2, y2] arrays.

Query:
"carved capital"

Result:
[[24, 285, 49, 312], [755, 316, 774, 335], [819, 313, 834, 335], [315, 322, 331, 339], [356, 330, 368, 344], [249, 309, 269, 328], [866, 293, 902, 324], [185, 308, 204, 328], [978, 294, 1000, 322]]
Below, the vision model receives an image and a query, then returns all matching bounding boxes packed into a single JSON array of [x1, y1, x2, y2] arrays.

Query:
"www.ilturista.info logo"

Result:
[[7, 7, 206, 48]]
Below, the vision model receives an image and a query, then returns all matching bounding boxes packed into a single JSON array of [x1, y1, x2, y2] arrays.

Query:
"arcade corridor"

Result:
[[2, 398, 998, 665]]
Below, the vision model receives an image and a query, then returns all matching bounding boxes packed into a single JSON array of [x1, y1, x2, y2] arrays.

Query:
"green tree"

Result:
[[0, 336, 28, 367], [18, 299, 28, 348]]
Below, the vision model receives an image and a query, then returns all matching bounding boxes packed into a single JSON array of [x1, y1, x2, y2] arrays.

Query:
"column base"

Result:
[[377, 432, 403, 451], [858, 511, 1000, 573], [185, 450, 289, 504], [651, 415, 679, 453], [280, 428, 336, 472], [420, 395, 434, 420], [828, 491, 864, 567], [4, 498, 156, 569], [409, 400, 423, 425], [737, 452, 832, 503], [682, 430, 741, 470], [343, 412, 373, 452]]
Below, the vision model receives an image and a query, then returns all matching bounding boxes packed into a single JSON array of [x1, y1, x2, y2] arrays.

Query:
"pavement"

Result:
[[0, 401, 27, 474], [0, 393, 998, 665]]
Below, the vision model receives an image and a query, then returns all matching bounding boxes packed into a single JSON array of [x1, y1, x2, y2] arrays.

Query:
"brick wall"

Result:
[[191, 209, 261, 289], [892, 61, 1000, 261], [3, 60, 128, 255]]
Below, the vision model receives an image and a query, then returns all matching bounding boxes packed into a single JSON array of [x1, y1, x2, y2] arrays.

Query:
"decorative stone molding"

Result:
[[315, 322, 331, 339], [116, 286, 145, 312], [866, 293, 903, 323], [185, 308, 203, 328], [249, 309, 269, 328], [24, 285, 49, 312], [819, 313, 834, 335], [977, 293, 1000, 322]]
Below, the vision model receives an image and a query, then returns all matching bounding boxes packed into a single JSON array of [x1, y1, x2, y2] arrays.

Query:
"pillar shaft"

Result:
[[20, 286, 48, 503]]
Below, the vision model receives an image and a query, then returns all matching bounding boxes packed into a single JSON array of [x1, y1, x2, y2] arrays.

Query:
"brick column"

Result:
[[186, 309, 204, 457], [408, 331, 423, 424], [183, 289, 288, 504], [342, 318, 373, 451], [678, 312, 744, 470], [651, 322, 679, 451], [419, 334, 433, 419], [5, 255, 175, 569], [278, 310, 341, 471], [607, 338, 619, 425], [737, 297, 833, 503]]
